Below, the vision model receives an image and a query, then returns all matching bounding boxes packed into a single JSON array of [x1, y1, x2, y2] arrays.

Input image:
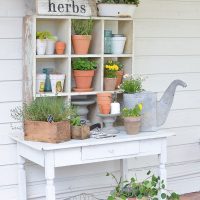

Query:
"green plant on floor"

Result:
[[120, 74, 145, 94], [11, 98, 76, 122], [72, 19, 94, 35], [72, 58, 97, 71], [107, 171, 180, 200], [122, 104, 143, 118], [36, 31, 56, 40], [98, 0, 140, 6]]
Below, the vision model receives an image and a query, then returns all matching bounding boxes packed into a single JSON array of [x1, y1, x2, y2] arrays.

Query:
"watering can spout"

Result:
[[157, 80, 187, 127]]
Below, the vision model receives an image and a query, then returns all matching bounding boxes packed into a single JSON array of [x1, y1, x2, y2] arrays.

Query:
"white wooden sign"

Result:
[[36, 0, 97, 16]]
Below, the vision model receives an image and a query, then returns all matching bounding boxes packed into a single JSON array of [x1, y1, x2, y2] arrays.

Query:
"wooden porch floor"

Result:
[[181, 192, 200, 200]]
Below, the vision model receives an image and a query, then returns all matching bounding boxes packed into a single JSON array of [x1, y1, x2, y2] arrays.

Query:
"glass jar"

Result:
[[104, 30, 112, 54]]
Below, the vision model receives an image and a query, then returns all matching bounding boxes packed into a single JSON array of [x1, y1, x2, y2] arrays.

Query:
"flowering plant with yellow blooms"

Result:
[[104, 60, 123, 78], [122, 103, 143, 118]]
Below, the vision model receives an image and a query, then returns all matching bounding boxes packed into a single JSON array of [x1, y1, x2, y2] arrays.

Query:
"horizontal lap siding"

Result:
[[0, 0, 200, 199]]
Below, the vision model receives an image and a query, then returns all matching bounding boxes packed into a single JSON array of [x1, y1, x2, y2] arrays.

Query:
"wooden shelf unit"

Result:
[[24, 15, 134, 123]]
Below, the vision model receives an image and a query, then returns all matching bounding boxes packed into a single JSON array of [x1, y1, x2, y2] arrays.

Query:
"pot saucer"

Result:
[[73, 88, 94, 92]]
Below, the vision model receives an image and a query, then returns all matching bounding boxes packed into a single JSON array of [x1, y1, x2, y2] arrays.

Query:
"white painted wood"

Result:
[[120, 159, 128, 181]]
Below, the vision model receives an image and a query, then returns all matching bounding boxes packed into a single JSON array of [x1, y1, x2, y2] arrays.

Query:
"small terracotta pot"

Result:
[[116, 70, 123, 89], [97, 93, 112, 113], [101, 104, 111, 114], [72, 35, 92, 54], [56, 41, 66, 54], [71, 125, 90, 140], [73, 70, 95, 89], [124, 117, 141, 135], [104, 78, 117, 91]]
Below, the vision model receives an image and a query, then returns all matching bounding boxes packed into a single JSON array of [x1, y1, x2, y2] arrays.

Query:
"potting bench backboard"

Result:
[[24, 15, 134, 123]]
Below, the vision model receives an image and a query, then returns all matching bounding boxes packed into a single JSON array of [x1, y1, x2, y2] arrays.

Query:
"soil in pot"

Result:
[[104, 78, 117, 91], [71, 125, 90, 140], [72, 35, 92, 54], [73, 70, 95, 91], [55, 41, 66, 54], [116, 70, 123, 89], [24, 120, 71, 143], [124, 117, 141, 135]]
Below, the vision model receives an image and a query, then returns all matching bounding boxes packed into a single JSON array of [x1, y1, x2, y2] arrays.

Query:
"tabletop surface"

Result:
[[10, 130, 174, 151]]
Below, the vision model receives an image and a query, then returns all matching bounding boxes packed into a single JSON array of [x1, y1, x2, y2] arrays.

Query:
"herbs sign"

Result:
[[36, 0, 97, 16]]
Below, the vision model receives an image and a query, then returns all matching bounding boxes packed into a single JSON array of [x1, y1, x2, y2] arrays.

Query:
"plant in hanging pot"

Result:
[[72, 58, 97, 92], [72, 19, 94, 54], [11, 98, 76, 143], [107, 171, 180, 200], [122, 104, 142, 135], [71, 116, 90, 140], [120, 74, 145, 109], [97, 0, 140, 18], [104, 60, 119, 91]]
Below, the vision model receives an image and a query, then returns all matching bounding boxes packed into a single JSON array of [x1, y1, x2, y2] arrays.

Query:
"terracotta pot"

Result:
[[73, 70, 95, 90], [97, 93, 112, 113], [124, 117, 141, 135], [116, 70, 123, 89], [101, 104, 111, 114], [24, 120, 71, 143], [104, 78, 117, 91], [72, 35, 92, 54], [55, 41, 66, 54], [72, 125, 90, 140]]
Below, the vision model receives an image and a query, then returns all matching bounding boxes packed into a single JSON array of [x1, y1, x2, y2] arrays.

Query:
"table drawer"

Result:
[[82, 141, 139, 160]]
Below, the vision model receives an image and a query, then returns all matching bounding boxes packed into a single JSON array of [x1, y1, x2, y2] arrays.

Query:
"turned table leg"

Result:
[[45, 152, 55, 200], [120, 159, 128, 182], [18, 155, 27, 200]]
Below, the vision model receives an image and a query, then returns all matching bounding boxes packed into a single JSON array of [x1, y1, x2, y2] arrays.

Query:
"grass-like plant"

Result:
[[122, 104, 142, 118], [11, 98, 76, 122], [120, 75, 144, 94], [99, 0, 140, 6], [72, 58, 97, 71], [72, 19, 94, 35]]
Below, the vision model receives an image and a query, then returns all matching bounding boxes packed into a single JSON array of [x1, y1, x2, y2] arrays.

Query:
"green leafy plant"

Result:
[[72, 19, 94, 35], [122, 104, 142, 118], [107, 171, 180, 200], [11, 98, 76, 122], [120, 74, 144, 94], [99, 0, 140, 6], [71, 116, 81, 126], [36, 31, 56, 40], [72, 58, 97, 71], [104, 60, 122, 78]]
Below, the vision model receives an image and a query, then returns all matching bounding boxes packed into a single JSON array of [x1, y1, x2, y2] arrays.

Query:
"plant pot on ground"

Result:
[[106, 171, 180, 200], [104, 60, 119, 91], [97, 93, 112, 114], [122, 104, 143, 135], [11, 98, 76, 143], [97, 0, 140, 18], [72, 58, 97, 92], [72, 19, 94, 54], [71, 116, 90, 140]]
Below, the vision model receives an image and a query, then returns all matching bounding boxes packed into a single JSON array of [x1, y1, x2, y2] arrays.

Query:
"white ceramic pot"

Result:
[[36, 39, 47, 55], [50, 74, 65, 93], [36, 74, 46, 93], [46, 39, 56, 55], [97, 3, 136, 18], [111, 37, 126, 54]]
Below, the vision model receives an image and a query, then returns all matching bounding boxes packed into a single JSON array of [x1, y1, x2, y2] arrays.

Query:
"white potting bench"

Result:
[[11, 131, 174, 200]]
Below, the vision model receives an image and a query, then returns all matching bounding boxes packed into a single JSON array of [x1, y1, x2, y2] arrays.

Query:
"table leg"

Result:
[[120, 159, 128, 182], [18, 155, 27, 200], [45, 152, 55, 200]]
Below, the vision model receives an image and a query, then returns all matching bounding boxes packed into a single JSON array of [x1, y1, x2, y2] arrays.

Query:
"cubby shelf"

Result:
[[24, 15, 134, 123]]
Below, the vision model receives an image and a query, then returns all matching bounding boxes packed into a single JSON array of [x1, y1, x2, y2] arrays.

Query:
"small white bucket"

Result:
[[36, 39, 47, 55], [50, 74, 65, 93], [111, 37, 127, 54], [46, 39, 56, 55], [36, 74, 46, 93]]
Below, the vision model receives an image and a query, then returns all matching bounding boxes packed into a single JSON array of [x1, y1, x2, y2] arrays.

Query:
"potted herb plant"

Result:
[[72, 19, 94, 54], [122, 104, 142, 135], [104, 60, 119, 91], [107, 171, 180, 200], [72, 58, 97, 92], [97, 0, 140, 18], [71, 116, 90, 140], [120, 74, 145, 109], [11, 98, 76, 143]]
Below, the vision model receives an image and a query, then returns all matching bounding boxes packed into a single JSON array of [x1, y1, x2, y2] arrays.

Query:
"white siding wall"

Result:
[[0, 0, 200, 199]]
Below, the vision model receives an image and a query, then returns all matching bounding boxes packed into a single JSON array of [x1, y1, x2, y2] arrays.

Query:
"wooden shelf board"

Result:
[[104, 54, 132, 58], [70, 90, 122, 96], [36, 92, 69, 97], [71, 54, 101, 58], [36, 55, 68, 59]]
